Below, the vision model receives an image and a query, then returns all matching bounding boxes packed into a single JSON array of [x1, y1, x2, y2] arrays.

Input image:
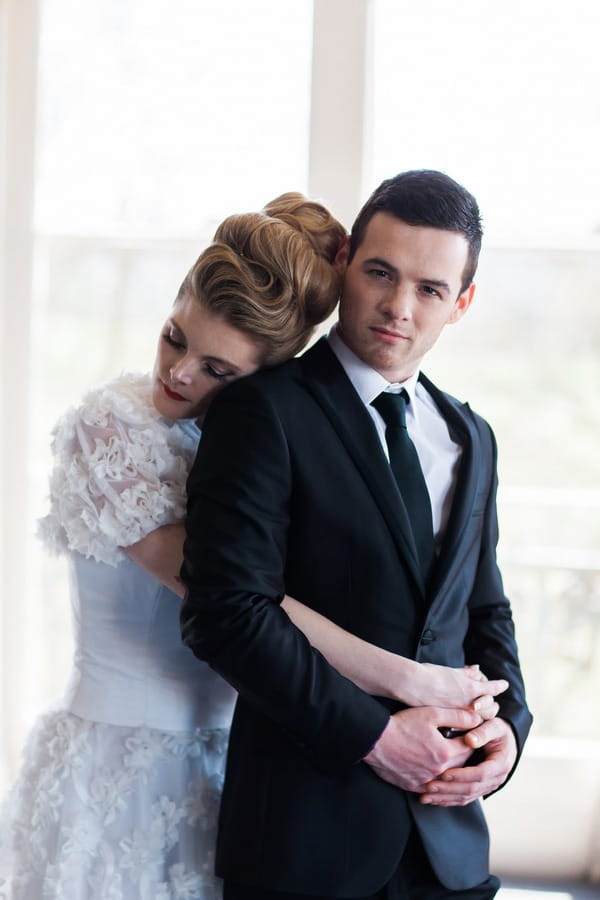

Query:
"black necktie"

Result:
[[371, 390, 435, 579]]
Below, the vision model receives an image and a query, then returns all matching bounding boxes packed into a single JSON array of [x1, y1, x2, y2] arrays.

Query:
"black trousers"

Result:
[[223, 828, 500, 900]]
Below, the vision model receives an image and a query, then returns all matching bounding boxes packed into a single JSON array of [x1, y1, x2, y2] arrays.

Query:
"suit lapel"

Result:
[[419, 373, 484, 598], [300, 339, 425, 595]]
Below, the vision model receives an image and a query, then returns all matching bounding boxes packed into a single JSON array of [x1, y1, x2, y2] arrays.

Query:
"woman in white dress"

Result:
[[0, 194, 506, 900]]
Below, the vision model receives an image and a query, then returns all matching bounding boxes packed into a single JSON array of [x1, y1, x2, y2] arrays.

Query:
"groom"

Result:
[[181, 170, 532, 898]]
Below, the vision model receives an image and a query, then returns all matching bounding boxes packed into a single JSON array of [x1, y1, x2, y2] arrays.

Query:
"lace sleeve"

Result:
[[38, 373, 198, 566]]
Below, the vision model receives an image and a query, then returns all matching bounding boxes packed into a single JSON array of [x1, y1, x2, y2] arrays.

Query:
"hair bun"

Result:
[[188, 194, 346, 367], [263, 192, 346, 265]]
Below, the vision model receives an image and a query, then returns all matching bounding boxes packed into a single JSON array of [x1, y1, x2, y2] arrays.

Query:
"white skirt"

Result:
[[0, 708, 228, 899]]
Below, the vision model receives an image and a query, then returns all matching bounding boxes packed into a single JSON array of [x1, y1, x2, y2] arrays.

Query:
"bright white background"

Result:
[[1, 0, 599, 888]]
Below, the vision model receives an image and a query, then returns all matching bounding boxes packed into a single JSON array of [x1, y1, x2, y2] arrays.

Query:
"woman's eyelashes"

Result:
[[203, 364, 233, 381], [162, 332, 234, 381], [162, 330, 185, 351]]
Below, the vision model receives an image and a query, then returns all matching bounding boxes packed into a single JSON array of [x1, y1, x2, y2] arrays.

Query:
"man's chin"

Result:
[[365, 349, 415, 382]]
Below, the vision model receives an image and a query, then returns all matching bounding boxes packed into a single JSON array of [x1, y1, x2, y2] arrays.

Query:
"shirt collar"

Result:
[[328, 325, 420, 407]]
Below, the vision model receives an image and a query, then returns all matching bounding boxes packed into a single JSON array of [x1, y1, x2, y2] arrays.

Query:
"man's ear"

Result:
[[334, 235, 350, 272], [448, 282, 476, 324]]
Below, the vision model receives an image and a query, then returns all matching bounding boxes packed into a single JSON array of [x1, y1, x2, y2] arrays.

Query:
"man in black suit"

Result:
[[181, 170, 532, 898]]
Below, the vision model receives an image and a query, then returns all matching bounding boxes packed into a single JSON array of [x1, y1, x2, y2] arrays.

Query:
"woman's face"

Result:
[[152, 292, 261, 424]]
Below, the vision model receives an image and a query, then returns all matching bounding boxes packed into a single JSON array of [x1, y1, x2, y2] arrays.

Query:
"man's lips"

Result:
[[370, 325, 410, 344], [162, 381, 188, 402]]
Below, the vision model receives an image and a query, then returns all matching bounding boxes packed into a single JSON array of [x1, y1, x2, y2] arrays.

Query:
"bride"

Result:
[[0, 193, 506, 899]]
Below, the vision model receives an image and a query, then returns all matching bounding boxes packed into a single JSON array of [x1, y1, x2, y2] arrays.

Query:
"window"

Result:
[[3, 0, 599, 881], [371, 0, 600, 248], [371, 0, 600, 743], [370, 0, 600, 879], [3, 0, 314, 778]]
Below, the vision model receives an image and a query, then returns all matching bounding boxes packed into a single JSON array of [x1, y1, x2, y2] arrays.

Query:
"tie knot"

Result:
[[371, 389, 409, 429]]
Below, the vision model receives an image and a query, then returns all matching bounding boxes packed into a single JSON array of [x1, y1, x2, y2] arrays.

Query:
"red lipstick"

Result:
[[162, 381, 188, 402]]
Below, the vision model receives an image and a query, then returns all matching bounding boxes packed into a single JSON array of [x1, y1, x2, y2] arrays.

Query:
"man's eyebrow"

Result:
[[362, 258, 452, 294], [362, 256, 398, 274]]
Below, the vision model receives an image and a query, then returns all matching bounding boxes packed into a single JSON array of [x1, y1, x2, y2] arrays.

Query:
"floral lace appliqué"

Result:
[[37, 373, 199, 566], [0, 710, 226, 899]]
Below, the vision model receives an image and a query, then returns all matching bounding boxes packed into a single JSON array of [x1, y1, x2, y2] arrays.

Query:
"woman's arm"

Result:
[[123, 523, 186, 597], [281, 596, 508, 712], [124, 526, 507, 711]]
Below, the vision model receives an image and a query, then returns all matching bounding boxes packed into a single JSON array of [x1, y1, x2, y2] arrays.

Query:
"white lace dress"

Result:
[[0, 373, 236, 900]]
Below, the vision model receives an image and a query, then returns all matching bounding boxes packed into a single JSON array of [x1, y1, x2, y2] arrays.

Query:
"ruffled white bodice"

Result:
[[38, 373, 236, 732], [39, 372, 197, 566]]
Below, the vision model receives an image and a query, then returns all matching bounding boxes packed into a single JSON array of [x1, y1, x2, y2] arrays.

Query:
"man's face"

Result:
[[337, 212, 475, 383]]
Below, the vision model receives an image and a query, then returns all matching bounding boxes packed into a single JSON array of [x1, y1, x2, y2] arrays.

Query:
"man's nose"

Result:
[[380, 283, 413, 319]]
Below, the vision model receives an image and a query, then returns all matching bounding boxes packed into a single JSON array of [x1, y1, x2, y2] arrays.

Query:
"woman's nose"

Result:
[[170, 359, 194, 384]]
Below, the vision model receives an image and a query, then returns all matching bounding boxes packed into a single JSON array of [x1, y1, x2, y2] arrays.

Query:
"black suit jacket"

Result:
[[181, 338, 532, 895]]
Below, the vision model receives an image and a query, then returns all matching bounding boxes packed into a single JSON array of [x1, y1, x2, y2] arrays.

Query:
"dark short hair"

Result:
[[348, 170, 483, 293]]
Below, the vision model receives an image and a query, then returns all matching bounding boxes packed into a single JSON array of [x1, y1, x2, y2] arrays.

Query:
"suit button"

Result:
[[421, 629, 436, 645]]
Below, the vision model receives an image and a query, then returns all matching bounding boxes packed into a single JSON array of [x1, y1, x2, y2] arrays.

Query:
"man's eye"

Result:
[[369, 268, 391, 280], [421, 285, 441, 298]]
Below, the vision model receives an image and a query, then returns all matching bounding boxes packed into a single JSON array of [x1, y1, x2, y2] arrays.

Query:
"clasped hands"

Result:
[[364, 667, 517, 807]]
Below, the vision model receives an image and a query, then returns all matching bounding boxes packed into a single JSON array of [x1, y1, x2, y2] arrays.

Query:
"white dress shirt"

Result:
[[328, 327, 462, 548]]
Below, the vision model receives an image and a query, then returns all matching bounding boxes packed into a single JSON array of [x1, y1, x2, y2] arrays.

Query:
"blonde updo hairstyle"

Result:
[[181, 193, 346, 366]]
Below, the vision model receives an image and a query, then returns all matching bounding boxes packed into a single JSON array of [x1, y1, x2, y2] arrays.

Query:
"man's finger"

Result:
[[463, 715, 507, 748]]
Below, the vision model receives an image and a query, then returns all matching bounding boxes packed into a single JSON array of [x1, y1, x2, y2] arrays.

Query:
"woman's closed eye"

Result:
[[204, 363, 234, 381], [162, 330, 186, 351]]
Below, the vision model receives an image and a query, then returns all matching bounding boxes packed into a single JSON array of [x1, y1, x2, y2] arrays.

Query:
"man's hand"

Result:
[[363, 706, 482, 792], [419, 716, 518, 806]]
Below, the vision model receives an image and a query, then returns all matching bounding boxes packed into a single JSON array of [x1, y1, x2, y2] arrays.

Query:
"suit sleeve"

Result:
[[180, 378, 390, 769], [464, 422, 533, 776]]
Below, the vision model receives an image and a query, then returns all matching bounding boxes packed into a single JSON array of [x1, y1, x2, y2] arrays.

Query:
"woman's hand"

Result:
[[400, 661, 508, 714], [281, 596, 509, 713]]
